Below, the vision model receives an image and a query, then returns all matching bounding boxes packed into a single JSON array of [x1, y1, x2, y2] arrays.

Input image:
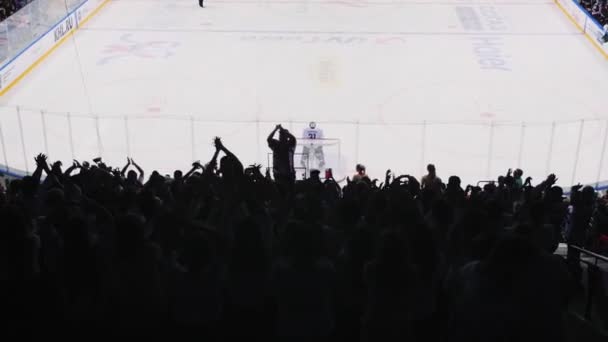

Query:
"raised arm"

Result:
[[64, 160, 81, 177], [184, 160, 203, 179], [32, 153, 47, 183], [215, 137, 243, 171], [35, 153, 52, 176], [120, 157, 131, 177], [570, 183, 583, 205], [203, 143, 222, 176], [383, 169, 391, 189], [130, 158, 145, 183], [267, 124, 281, 144]]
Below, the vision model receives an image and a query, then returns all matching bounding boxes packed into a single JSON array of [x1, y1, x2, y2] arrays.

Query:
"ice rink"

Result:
[[1, 0, 607, 185]]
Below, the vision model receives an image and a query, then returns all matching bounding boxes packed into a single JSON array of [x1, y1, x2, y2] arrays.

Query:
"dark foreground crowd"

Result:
[[1, 127, 607, 340]]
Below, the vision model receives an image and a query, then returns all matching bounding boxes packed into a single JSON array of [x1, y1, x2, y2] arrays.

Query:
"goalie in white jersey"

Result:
[[301, 121, 325, 172]]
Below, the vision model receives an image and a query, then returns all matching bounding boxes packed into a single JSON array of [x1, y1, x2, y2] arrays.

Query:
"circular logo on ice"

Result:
[[97, 34, 180, 66]]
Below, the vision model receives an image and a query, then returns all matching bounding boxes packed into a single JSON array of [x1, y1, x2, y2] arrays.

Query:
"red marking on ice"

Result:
[[480, 112, 496, 119], [147, 107, 161, 113]]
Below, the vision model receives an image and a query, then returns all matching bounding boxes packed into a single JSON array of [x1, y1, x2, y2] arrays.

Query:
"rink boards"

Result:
[[0, 0, 109, 96], [555, 0, 608, 59]]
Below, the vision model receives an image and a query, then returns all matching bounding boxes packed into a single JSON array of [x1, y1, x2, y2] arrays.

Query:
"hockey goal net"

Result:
[[267, 138, 342, 180]]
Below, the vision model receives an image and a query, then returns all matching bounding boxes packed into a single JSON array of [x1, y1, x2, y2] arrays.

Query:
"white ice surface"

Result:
[[1, 0, 607, 185]]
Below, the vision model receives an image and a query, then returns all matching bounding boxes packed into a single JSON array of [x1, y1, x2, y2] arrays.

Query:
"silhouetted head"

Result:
[[514, 168, 523, 178], [279, 128, 289, 143], [497, 175, 505, 185], [19, 176, 37, 198], [546, 186, 564, 203], [356, 164, 366, 175], [582, 186, 596, 205], [127, 170, 138, 182], [51, 161, 62, 175], [447, 175, 461, 189], [427, 164, 436, 176], [173, 170, 183, 180], [310, 169, 321, 181], [219, 155, 242, 180]]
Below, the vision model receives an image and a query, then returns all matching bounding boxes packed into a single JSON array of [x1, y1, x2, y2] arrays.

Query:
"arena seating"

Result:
[[1, 133, 607, 339], [581, 0, 608, 26]]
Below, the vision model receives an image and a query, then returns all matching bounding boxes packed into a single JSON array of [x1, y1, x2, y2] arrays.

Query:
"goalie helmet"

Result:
[[309, 121, 317, 129]]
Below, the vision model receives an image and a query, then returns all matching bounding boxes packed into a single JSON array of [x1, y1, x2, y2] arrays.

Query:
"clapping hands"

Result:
[[34, 153, 48, 168], [213, 137, 225, 151]]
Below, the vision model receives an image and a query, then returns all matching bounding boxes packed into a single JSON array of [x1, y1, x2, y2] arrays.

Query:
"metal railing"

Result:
[[567, 244, 608, 322], [1, 105, 608, 186], [569, 244, 608, 265]]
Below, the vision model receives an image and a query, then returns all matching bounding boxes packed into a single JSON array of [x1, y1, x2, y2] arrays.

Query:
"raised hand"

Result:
[[385, 169, 391, 177], [35, 153, 47, 166], [252, 164, 263, 177], [213, 137, 223, 150]]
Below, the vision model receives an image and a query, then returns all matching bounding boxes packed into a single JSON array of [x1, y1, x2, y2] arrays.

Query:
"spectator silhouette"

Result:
[[267, 124, 297, 189], [0, 148, 591, 340]]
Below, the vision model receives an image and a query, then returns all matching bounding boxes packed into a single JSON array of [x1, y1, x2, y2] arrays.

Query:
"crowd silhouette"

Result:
[[581, 0, 608, 25], [0, 127, 606, 340]]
